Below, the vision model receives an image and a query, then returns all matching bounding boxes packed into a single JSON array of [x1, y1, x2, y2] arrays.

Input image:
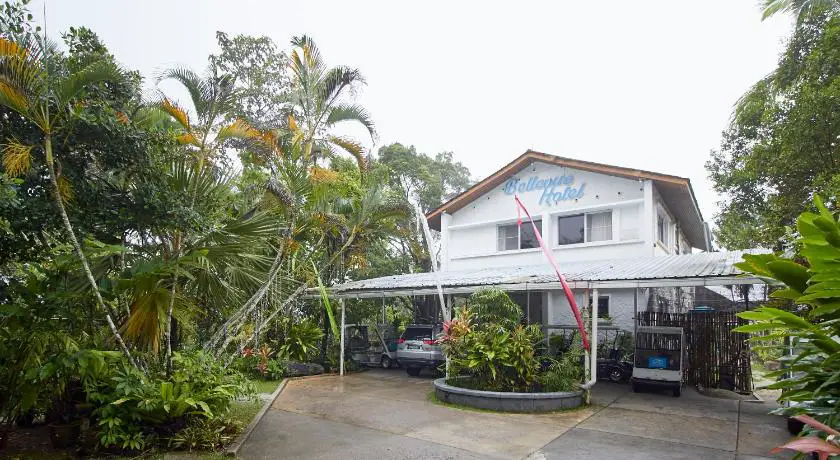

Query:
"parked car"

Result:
[[396, 324, 443, 376], [597, 349, 633, 383]]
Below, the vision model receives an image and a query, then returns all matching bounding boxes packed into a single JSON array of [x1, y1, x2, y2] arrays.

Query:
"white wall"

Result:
[[548, 288, 646, 333], [445, 161, 651, 270]]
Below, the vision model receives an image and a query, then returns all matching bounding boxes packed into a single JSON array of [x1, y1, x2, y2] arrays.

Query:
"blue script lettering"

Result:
[[503, 174, 586, 205]]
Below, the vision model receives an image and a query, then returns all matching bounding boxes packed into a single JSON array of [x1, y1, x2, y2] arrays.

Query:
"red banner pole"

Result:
[[514, 195, 590, 351]]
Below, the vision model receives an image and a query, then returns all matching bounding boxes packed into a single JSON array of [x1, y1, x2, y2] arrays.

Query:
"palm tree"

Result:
[[115, 160, 278, 356], [0, 36, 137, 366], [284, 35, 376, 171], [762, 0, 839, 20], [153, 65, 273, 372]]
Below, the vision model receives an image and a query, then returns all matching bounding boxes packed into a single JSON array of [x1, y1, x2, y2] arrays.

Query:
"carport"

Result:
[[315, 250, 772, 392]]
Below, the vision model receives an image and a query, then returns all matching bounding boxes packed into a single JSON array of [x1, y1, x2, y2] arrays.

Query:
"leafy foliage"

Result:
[[277, 318, 324, 361], [707, 12, 840, 249], [468, 289, 523, 328], [734, 197, 840, 434]]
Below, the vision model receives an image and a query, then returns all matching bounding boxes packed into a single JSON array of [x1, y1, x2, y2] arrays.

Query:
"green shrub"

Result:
[[441, 307, 542, 392], [85, 351, 254, 450], [539, 347, 584, 392], [277, 319, 323, 361], [167, 415, 243, 451], [265, 359, 287, 380]]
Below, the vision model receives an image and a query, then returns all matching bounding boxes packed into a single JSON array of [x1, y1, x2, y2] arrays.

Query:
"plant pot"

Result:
[[48, 420, 82, 448]]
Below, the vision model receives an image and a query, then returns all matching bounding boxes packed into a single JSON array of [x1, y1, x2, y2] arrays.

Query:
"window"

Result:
[[597, 296, 610, 319], [497, 220, 542, 251], [657, 214, 669, 246], [557, 214, 585, 245], [557, 210, 613, 245], [587, 211, 612, 242]]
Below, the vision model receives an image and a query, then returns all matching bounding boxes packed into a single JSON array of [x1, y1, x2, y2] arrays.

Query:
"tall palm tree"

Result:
[[149, 66, 276, 373], [762, 0, 839, 20], [0, 36, 137, 366], [284, 35, 376, 171]]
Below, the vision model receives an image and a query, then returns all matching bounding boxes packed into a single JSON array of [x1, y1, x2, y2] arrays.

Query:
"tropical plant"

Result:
[[283, 35, 376, 170], [440, 306, 542, 392], [86, 351, 253, 449], [277, 318, 324, 361], [0, 34, 136, 365], [771, 414, 840, 458], [539, 347, 584, 392], [734, 197, 840, 434], [468, 289, 523, 328]]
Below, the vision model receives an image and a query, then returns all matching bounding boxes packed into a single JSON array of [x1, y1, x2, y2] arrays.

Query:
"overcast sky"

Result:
[[32, 1, 793, 224]]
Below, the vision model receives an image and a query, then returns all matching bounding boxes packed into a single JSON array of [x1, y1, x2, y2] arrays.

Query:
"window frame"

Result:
[[596, 295, 610, 319], [497, 219, 543, 252], [556, 209, 614, 246], [656, 210, 670, 247]]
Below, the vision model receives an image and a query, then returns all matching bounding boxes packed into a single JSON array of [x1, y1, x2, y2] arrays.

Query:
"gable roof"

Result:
[[426, 150, 710, 251]]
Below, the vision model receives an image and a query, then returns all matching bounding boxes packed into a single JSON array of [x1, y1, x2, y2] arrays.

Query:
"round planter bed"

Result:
[[433, 378, 583, 412]]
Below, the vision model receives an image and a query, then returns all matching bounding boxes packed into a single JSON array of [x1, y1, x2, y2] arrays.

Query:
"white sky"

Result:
[[32, 0, 793, 225]]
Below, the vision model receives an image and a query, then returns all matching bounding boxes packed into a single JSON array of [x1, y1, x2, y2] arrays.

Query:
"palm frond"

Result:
[[176, 132, 200, 146], [327, 135, 366, 171], [0, 37, 25, 58], [57, 59, 124, 106], [761, 0, 839, 19], [217, 119, 261, 142], [319, 66, 365, 105], [0, 78, 32, 117], [157, 66, 210, 118], [1, 139, 33, 176], [160, 97, 191, 132], [57, 175, 74, 203], [326, 103, 376, 139]]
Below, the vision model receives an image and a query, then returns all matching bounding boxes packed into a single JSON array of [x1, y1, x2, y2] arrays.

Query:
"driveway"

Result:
[[239, 369, 793, 459]]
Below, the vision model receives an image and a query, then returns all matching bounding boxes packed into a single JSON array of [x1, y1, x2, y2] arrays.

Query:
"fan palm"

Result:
[[0, 36, 137, 366], [762, 0, 839, 20], [153, 66, 279, 372], [284, 35, 376, 171]]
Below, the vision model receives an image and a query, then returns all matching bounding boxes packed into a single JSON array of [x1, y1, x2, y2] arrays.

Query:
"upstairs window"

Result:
[[557, 214, 585, 245], [558, 210, 613, 245], [587, 211, 612, 242], [657, 214, 669, 246], [497, 220, 542, 251]]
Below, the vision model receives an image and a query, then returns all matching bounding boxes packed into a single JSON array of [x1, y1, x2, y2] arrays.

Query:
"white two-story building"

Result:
[[327, 150, 763, 334]]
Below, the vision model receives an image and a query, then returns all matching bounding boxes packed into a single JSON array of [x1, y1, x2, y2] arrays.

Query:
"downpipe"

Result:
[[579, 288, 599, 402]]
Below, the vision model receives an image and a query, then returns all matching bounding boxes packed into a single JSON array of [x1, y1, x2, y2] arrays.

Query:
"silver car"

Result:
[[396, 324, 444, 376]]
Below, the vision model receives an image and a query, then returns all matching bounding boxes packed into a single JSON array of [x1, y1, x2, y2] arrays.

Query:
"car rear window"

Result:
[[402, 327, 433, 340]]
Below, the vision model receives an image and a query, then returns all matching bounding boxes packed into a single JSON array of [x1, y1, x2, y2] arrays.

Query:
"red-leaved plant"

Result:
[[771, 415, 840, 460]]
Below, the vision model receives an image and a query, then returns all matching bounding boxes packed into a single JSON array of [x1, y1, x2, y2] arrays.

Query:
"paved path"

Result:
[[239, 369, 793, 459]]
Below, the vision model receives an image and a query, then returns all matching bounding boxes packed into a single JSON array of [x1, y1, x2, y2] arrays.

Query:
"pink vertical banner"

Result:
[[514, 195, 590, 351]]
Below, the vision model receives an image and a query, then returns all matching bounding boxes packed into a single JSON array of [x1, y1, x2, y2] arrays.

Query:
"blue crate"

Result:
[[648, 356, 668, 369]]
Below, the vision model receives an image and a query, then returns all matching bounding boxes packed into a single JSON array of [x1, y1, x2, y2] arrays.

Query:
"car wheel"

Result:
[[673, 387, 681, 397], [381, 355, 393, 369], [608, 368, 624, 383], [406, 367, 421, 377]]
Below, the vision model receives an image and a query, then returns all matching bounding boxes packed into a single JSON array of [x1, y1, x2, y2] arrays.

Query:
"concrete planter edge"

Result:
[[433, 377, 584, 412]]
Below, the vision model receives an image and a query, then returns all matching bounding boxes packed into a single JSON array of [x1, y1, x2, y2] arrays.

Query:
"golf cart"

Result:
[[343, 324, 400, 369], [631, 326, 685, 397]]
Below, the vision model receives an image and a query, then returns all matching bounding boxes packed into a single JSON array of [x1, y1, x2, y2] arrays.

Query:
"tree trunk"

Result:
[[165, 232, 180, 377], [45, 135, 138, 369]]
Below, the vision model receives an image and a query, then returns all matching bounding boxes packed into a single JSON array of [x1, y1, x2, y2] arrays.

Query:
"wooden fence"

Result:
[[636, 311, 753, 393]]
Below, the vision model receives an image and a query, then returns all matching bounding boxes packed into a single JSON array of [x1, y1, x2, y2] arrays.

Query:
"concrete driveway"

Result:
[[239, 369, 793, 459]]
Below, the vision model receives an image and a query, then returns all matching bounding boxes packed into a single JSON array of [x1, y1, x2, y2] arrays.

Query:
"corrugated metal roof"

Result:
[[700, 284, 770, 303], [330, 250, 770, 293]]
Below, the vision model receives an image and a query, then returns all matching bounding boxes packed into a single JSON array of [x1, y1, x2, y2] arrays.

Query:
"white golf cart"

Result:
[[343, 323, 400, 369], [631, 326, 685, 397]]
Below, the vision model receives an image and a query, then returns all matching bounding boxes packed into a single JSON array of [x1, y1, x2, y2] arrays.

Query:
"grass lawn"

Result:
[[250, 378, 283, 394], [230, 398, 264, 427]]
